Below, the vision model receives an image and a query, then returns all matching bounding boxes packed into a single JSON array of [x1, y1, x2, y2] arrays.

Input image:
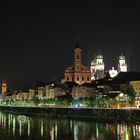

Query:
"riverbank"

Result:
[[0, 105, 140, 122]]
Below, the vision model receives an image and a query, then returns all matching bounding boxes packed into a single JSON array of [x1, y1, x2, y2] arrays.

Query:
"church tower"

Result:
[[96, 52, 104, 70], [118, 53, 127, 72], [64, 42, 91, 85], [1, 81, 7, 93], [91, 52, 105, 80], [91, 55, 96, 80], [74, 42, 82, 72]]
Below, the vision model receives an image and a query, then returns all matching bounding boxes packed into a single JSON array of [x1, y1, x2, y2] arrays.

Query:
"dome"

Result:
[[119, 54, 125, 60], [96, 54, 103, 59], [74, 41, 81, 50]]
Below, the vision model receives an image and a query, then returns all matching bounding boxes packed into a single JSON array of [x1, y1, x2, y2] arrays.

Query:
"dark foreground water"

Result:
[[0, 111, 140, 140]]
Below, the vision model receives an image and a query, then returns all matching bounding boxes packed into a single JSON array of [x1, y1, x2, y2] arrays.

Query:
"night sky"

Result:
[[0, 1, 140, 89]]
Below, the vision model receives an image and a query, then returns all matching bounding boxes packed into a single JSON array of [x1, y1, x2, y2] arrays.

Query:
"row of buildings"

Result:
[[0, 82, 94, 101], [1, 72, 140, 107]]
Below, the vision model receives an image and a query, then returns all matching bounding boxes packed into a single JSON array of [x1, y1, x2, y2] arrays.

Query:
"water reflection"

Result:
[[0, 111, 140, 139]]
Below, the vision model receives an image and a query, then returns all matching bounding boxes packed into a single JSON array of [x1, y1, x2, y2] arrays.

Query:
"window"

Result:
[[87, 77, 89, 81], [72, 77, 74, 81], [77, 77, 79, 81], [82, 77, 84, 81], [67, 77, 69, 81], [77, 54, 80, 59]]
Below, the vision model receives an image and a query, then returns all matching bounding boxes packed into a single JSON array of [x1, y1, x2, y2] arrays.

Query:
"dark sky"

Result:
[[0, 1, 140, 89]]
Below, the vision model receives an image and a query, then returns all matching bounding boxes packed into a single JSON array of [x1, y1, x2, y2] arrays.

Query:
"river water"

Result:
[[0, 111, 140, 140]]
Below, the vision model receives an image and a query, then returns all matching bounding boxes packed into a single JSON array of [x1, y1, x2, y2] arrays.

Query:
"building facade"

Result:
[[130, 81, 140, 98], [29, 89, 36, 99], [45, 84, 55, 99], [72, 84, 94, 99], [118, 53, 127, 72], [46, 83, 64, 99], [64, 43, 91, 85], [38, 87, 46, 99], [91, 52, 105, 80], [109, 67, 118, 78]]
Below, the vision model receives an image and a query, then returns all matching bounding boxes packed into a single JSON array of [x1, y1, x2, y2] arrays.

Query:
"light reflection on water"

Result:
[[0, 111, 140, 140]]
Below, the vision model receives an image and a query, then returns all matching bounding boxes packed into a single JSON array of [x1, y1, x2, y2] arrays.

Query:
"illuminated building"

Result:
[[16, 92, 29, 100], [130, 81, 140, 108], [130, 81, 140, 95], [28, 89, 36, 99], [64, 42, 91, 85], [72, 83, 94, 99], [45, 84, 55, 99], [91, 52, 105, 80], [109, 67, 118, 78], [1, 81, 7, 93], [118, 53, 127, 72], [115, 92, 128, 102], [45, 83, 64, 99], [38, 87, 45, 99], [109, 54, 127, 78]]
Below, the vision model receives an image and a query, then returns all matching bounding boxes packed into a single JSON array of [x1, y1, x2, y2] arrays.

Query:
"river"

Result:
[[0, 111, 140, 140]]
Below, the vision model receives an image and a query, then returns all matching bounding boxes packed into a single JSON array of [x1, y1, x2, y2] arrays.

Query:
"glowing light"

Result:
[[70, 120, 73, 131], [120, 93, 124, 97], [96, 123, 99, 138], [27, 118, 30, 136], [55, 121, 58, 140], [13, 116, 16, 135], [117, 104, 120, 109], [8, 114, 11, 129], [109, 67, 118, 78], [74, 123, 78, 140], [41, 120, 43, 136], [19, 122, 22, 136], [50, 127, 54, 140]]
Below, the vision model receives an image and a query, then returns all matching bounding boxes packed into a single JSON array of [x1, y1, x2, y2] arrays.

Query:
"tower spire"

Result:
[[75, 41, 80, 49], [118, 53, 127, 72], [98, 50, 101, 55]]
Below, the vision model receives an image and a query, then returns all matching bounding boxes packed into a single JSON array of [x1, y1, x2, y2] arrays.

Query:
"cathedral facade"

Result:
[[91, 52, 105, 80], [64, 43, 91, 85], [118, 53, 127, 72]]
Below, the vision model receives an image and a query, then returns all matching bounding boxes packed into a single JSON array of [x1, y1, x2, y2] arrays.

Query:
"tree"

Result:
[[32, 96, 40, 106], [63, 99, 70, 106], [127, 95, 135, 107], [126, 85, 135, 107]]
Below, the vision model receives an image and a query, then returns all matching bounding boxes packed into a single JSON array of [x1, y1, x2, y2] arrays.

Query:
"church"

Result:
[[90, 52, 105, 80], [91, 52, 127, 79], [64, 42, 91, 85]]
